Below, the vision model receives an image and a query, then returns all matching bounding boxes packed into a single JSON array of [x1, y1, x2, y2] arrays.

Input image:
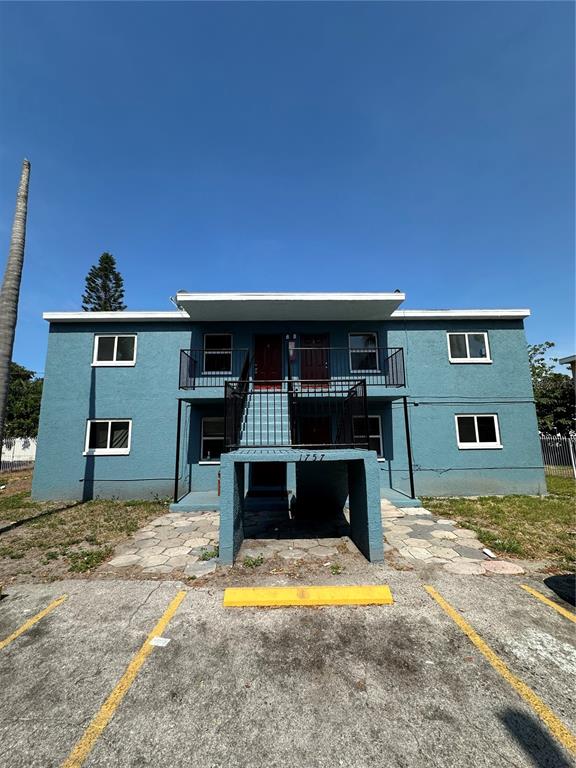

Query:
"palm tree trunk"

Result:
[[0, 159, 31, 464]]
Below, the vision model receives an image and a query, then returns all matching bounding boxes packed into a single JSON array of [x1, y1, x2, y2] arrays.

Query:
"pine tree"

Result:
[[82, 252, 126, 311]]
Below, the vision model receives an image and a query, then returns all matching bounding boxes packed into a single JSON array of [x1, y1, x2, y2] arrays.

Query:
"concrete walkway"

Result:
[[381, 499, 524, 574], [103, 498, 525, 577], [107, 511, 220, 578]]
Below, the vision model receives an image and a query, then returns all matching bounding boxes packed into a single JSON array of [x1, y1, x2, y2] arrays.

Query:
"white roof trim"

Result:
[[559, 355, 576, 364], [175, 291, 405, 302], [42, 304, 531, 323], [43, 311, 188, 322], [390, 309, 530, 319]]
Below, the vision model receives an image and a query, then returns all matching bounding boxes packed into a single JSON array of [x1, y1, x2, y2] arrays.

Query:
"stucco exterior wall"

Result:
[[32, 317, 545, 500]]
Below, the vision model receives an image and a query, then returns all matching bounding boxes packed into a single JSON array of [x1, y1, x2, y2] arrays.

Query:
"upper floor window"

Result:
[[447, 332, 491, 363], [203, 334, 232, 374], [349, 333, 379, 372], [455, 414, 501, 449], [93, 335, 137, 366], [84, 419, 131, 455], [353, 415, 383, 456], [201, 417, 225, 461]]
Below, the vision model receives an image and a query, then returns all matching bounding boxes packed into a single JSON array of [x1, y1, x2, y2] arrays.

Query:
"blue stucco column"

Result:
[[348, 457, 384, 562], [219, 454, 246, 564]]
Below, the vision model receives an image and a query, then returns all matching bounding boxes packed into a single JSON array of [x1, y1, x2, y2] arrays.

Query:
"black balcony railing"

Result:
[[179, 348, 250, 389], [224, 379, 369, 450], [180, 345, 405, 389], [288, 346, 405, 387]]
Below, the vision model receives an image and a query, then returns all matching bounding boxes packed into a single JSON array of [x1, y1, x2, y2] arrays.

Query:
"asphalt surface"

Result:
[[0, 570, 574, 768]]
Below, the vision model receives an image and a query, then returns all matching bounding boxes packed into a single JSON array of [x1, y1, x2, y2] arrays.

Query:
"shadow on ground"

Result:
[[543, 574, 575, 607], [243, 502, 350, 541], [500, 708, 573, 768]]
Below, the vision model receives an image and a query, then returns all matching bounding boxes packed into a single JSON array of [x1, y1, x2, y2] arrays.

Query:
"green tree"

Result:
[[0, 159, 31, 462], [82, 252, 126, 311], [4, 363, 43, 439], [528, 342, 575, 435]]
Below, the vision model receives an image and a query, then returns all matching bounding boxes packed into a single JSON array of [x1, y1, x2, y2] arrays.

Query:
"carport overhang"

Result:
[[174, 292, 406, 321]]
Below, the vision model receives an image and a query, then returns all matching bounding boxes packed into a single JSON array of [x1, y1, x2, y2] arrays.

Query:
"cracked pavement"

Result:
[[0, 574, 574, 767]]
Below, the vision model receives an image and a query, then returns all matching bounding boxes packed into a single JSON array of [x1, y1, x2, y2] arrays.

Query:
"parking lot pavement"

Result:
[[0, 573, 574, 768]]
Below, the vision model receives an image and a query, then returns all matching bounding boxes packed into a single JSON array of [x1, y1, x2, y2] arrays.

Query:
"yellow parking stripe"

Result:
[[520, 585, 576, 624], [223, 585, 394, 607], [60, 589, 187, 768], [0, 594, 67, 651], [424, 585, 576, 756]]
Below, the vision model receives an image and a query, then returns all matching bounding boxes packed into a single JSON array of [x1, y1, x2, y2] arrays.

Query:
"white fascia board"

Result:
[[175, 292, 406, 321], [175, 291, 406, 302], [43, 311, 189, 323], [43, 304, 531, 323], [390, 309, 531, 319], [559, 355, 576, 364]]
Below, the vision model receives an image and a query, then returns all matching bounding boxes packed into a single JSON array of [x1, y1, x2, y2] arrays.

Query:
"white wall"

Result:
[[2, 437, 37, 462]]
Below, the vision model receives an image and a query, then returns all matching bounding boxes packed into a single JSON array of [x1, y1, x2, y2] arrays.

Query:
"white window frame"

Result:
[[200, 416, 225, 463], [447, 332, 491, 364], [353, 414, 384, 457], [83, 419, 132, 456], [348, 332, 380, 373], [92, 335, 137, 367], [203, 333, 233, 375], [455, 414, 502, 450]]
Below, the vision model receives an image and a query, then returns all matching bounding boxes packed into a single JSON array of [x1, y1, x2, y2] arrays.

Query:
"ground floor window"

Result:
[[353, 415, 383, 456], [84, 419, 131, 455], [201, 417, 225, 461], [455, 414, 502, 449]]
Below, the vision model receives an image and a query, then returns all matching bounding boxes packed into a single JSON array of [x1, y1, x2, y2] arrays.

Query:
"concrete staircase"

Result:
[[239, 390, 292, 447]]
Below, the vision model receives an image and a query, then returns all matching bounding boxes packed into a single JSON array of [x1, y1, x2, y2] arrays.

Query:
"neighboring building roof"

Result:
[[42, 292, 531, 323], [559, 354, 575, 364]]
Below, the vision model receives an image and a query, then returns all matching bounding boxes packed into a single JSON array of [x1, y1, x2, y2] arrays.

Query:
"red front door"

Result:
[[300, 333, 330, 380], [254, 335, 283, 384]]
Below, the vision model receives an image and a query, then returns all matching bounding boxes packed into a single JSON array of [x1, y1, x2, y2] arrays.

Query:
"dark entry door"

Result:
[[300, 334, 329, 380], [254, 335, 283, 383]]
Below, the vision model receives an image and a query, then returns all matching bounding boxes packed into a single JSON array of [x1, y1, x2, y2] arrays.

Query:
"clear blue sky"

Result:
[[0, 1, 574, 374]]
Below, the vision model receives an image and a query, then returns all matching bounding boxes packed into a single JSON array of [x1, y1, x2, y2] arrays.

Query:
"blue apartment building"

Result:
[[32, 292, 546, 515]]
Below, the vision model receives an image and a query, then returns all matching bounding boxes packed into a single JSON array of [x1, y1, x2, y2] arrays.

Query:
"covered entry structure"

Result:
[[218, 448, 384, 565]]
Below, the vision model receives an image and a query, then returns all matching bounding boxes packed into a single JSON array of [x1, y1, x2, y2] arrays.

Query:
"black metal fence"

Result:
[[179, 349, 250, 389], [288, 346, 405, 387], [224, 379, 369, 450]]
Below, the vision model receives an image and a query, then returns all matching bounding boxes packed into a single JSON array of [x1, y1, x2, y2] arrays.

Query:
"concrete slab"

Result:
[[1, 576, 574, 767]]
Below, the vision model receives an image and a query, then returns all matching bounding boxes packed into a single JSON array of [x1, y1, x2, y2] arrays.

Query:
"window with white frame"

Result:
[[203, 334, 232, 374], [447, 332, 490, 363], [93, 335, 137, 366], [455, 414, 501, 449], [84, 419, 131, 455], [201, 417, 225, 461], [349, 333, 379, 372], [352, 415, 384, 456]]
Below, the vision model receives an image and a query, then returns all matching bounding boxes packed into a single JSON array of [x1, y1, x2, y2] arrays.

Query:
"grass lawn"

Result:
[[423, 475, 576, 571], [0, 470, 167, 583]]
